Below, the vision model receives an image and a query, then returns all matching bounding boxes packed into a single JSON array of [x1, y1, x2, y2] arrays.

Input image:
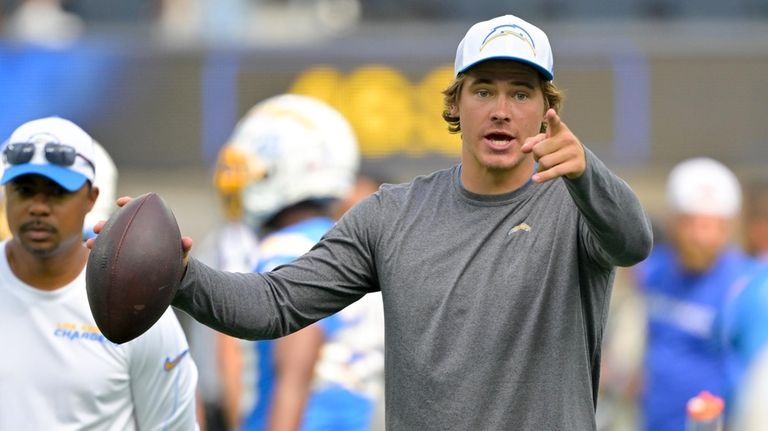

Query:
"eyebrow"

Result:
[[469, 77, 536, 89]]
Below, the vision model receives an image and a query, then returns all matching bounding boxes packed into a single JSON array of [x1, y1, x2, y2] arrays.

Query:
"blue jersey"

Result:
[[635, 244, 757, 431], [240, 217, 383, 431]]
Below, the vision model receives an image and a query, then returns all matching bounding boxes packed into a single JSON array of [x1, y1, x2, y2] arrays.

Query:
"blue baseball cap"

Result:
[[1, 117, 96, 192]]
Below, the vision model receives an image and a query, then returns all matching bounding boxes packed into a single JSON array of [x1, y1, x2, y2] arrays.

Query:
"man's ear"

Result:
[[87, 185, 100, 213], [539, 108, 549, 133]]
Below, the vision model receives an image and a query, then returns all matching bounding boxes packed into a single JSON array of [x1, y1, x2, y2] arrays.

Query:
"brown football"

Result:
[[86, 192, 184, 344]]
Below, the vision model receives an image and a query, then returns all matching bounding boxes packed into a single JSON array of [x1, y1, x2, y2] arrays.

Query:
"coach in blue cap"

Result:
[[0, 117, 200, 430]]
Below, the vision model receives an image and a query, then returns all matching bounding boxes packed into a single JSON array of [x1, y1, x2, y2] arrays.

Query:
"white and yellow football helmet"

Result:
[[214, 94, 360, 228]]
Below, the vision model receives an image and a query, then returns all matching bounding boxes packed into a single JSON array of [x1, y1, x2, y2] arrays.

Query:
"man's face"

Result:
[[455, 60, 546, 177], [5, 174, 97, 258], [669, 213, 732, 272]]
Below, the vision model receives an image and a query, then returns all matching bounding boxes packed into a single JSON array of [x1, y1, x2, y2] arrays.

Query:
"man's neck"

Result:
[[460, 160, 536, 195], [5, 240, 89, 291]]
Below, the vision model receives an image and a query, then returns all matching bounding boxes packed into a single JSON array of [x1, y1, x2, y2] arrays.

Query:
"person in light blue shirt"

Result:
[[722, 260, 768, 430], [723, 267, 768, 379]]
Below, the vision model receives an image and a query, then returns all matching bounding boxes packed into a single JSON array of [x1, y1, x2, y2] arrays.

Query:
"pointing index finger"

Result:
[[544, 109, 562, 136]]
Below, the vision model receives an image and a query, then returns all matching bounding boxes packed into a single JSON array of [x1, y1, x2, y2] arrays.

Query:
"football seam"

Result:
[[108, 195, 151, 332]]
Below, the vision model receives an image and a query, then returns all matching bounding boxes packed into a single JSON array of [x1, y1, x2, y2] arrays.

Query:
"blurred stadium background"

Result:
[[2, 2, 767, 430], [2, 0, 767, 242]]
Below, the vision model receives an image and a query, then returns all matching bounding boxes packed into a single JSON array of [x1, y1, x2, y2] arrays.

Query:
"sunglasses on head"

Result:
[[3, 142, 94, 169]]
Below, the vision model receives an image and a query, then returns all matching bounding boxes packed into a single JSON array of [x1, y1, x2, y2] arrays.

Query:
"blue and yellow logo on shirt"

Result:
[[54, 322, 110, 343]]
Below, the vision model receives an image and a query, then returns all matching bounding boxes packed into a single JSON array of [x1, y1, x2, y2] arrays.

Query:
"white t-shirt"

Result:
[[0, 241, 199, 430]]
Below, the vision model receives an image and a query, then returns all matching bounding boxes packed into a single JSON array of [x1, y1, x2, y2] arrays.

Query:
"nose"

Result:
[[490, 97, 512, 123], [28, 193, 53, 216]]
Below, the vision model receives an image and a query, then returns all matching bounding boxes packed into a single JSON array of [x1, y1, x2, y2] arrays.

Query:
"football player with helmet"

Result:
[[211, 94, 384, 431]]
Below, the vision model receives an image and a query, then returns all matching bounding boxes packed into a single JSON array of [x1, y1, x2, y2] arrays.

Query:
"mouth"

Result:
[[483, 132, 516, 150], [21, 222, 56, 241]]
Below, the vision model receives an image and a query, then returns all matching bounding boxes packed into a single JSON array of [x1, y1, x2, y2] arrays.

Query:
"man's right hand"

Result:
[[85, 196, 194, 266]]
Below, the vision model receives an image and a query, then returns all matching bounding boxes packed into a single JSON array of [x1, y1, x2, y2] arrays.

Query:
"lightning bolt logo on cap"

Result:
[[480, 24, 537, 57]]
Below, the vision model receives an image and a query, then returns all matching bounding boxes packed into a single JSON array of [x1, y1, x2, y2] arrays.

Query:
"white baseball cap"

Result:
[[666, 157, 742, 218], [454, 14, 554, 80], [1, 117, 96, 191]]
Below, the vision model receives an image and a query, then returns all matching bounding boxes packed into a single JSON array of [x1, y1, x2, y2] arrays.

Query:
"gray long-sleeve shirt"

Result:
[[174, 149, 652, 430]]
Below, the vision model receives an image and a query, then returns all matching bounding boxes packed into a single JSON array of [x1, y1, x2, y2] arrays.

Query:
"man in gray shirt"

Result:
[[101, 13, 652, 430]]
